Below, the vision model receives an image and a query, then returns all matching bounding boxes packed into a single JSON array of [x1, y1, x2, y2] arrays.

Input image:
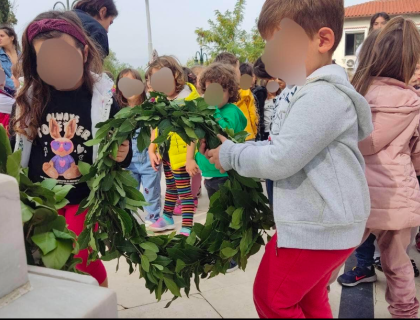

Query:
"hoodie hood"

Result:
[[307, 64, 373, 141], [177, 83, 200, 101], [365, 77, 420, 113]]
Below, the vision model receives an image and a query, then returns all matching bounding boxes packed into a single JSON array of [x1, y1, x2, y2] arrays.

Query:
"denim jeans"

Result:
[[204, 177, 229, 200], [128, 132, 162, 223], [355, 233, 376, 267]]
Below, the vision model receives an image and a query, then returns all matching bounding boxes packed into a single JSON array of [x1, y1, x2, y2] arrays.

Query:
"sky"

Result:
[[13, 0, 369, 69]]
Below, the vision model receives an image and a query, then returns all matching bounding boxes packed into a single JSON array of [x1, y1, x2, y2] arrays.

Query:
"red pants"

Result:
[[58, 205, 107, 285], [254, 233, 354, 318]]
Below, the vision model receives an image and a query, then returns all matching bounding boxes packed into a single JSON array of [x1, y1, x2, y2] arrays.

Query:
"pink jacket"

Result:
[[359, 77, 420, 230]]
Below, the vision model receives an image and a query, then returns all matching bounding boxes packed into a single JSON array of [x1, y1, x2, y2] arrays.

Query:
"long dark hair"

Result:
[[115, 68, 146, 108], [0, 25, 20, 52], [74, 0, 119, 18], [369, 12, 391, 33], [13, 10, 103, 140], [352, 16, 420, 96]]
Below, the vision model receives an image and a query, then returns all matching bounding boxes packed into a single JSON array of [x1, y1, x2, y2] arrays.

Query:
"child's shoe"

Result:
[[337, 266, 377, 287], [226, 260, 239, 273], [148, 216, 176, 232], [145, 220, 153, 227], [374, 257, 383, 272], [412, 259, 419, 277], [180, 227, 191, 237]]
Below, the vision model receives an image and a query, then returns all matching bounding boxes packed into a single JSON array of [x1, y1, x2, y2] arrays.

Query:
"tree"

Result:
[[0, 0, 18, 25], [103, 50, 145, 80], [194, 0, 264, 64]]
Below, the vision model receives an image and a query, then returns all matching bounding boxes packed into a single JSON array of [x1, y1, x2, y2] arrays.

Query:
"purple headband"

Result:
[[27, 19, 87, 46]]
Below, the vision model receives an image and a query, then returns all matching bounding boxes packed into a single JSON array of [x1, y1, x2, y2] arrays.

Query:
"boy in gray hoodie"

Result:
[[205, 0, 373, 318]]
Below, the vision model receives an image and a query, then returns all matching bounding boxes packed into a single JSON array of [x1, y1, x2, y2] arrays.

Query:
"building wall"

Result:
[[333, 14, 420, 71]]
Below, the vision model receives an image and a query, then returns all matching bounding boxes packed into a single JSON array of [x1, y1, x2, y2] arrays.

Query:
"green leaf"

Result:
[[55, 199, 69, 210], [117, 171, 139, 188], [221, 247, 238, 258], [137, 129, 151, 152], [6, 150, 21, 180], [31, 208, 56, 226], [114, 106, 132, 119], [41, 179, 58, 190], [53, 185, 74, 202], [52, 229, 76, 241], [0, 125, 12, 171], [78, 161, 92, 176], [141, 255, 150, 272], [21, 202, 34, 223], [84, 138, 102, 147], [101, 251, 120, 261], [240, 228, 253, 255], [114, 207, 133, 236], [230, 207, 244, 230], [175, 259, 186, 273], [34, 216, 66, 235], [101, 174, 114, 192], [144, 250, 158, 262], [163, 276, 181, 297], [189, 116, 204, 123], [78, 228, 91, 250], [184, 127, 198, 139], [152, 263, 164, 271], [41, 239, 73, 270], [120, 118, 137, 133], [94, 123, 112, 140], [156, 279, 163, 301], [164, 296, 179, 309], [194, 127, 206, 139], [32, 232, 58, 255], [140, 242, 159, 253]]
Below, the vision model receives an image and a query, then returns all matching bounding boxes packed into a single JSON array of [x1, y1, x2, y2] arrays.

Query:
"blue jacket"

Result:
[[0, 48, 15, 90], [73, 9, 109, 58]]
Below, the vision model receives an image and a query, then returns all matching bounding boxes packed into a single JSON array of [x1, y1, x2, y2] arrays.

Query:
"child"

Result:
[[11, 10, 132, 288], [146, 56, 200, 237], [115, 68, 161, 227], [239, 62, 256, 90], [188, 63, 247, 198], [205, 0, 373, 317], [191, 65, 206, 95], [215, 52, 258, 141], [0, 64, 14, 131], [339, 17, 420, 318]]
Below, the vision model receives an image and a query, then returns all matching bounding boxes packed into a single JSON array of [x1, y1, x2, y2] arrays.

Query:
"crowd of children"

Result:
[[3, 0, 420, 318]]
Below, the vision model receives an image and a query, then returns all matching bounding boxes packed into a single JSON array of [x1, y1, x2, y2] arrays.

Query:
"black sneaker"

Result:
[[374, 257, 383, 272], [337, 266, 377, 287], [412, 260, 419, 277]]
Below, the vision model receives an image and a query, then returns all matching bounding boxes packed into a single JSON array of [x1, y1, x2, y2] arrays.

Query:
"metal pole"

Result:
[[145, 0, 154, 63]]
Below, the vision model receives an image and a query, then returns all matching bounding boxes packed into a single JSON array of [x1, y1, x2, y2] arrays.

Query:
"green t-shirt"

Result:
[[195, 103, 247, 178]]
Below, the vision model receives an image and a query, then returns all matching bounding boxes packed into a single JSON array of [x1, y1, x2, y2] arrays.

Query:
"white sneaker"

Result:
[[145, 220, 153, 227]]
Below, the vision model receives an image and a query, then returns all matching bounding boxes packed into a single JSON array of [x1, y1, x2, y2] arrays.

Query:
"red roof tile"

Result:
[[345, 0, 420, 18]]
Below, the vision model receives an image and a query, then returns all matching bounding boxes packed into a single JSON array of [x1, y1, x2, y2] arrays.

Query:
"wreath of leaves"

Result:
[[78, 92, 274, 306]]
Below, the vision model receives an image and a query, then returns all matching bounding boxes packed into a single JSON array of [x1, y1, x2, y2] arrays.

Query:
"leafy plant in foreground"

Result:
[[79, 92, 275, 306]]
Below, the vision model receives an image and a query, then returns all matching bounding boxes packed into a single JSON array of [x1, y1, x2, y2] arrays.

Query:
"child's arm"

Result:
[[214, 108, 234, 131], [186, 142, 199, 177], [148, 129, 161, 171], [215, 86, 366, 180], [359, 111, 417, 156]]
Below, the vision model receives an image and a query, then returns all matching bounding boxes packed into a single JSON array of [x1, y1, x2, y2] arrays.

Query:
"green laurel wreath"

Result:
[[78, 92, 274, 306]]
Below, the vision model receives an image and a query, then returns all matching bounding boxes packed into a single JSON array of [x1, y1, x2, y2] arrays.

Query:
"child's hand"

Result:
[[110, 140, 130, 163], [149, 152, 161, 171], [186, 159, 199, 177]]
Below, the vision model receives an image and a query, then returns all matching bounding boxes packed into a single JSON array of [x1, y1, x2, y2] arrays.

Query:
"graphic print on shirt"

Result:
[[270, 86, 298, 136], [42, 117, 82, 180]]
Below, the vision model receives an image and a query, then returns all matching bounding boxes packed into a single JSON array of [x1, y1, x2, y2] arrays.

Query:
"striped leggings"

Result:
[[163, 160, 195, 229]]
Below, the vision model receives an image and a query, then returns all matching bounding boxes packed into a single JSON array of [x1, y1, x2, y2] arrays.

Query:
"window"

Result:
[[345, 32, 365, 56]]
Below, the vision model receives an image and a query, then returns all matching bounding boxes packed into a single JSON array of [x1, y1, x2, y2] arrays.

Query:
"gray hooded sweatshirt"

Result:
[[219, 64, 373, 250]]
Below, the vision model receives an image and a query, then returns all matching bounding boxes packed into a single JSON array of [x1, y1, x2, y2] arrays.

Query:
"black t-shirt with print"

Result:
[[28, 85, 131, 205]]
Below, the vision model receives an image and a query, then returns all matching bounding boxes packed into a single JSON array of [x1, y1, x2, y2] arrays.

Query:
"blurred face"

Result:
[[148, 67, 177, 98], [33, 34, 88, 91], [373, 16, 388, 30], [121, 72, 138, 101], [96, 7, 115, 32], [205, 81, 229, 108], [0, 30, 14, 48]]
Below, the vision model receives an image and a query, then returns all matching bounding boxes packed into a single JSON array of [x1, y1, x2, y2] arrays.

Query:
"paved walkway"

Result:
[[103, 176, 420, 318]]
